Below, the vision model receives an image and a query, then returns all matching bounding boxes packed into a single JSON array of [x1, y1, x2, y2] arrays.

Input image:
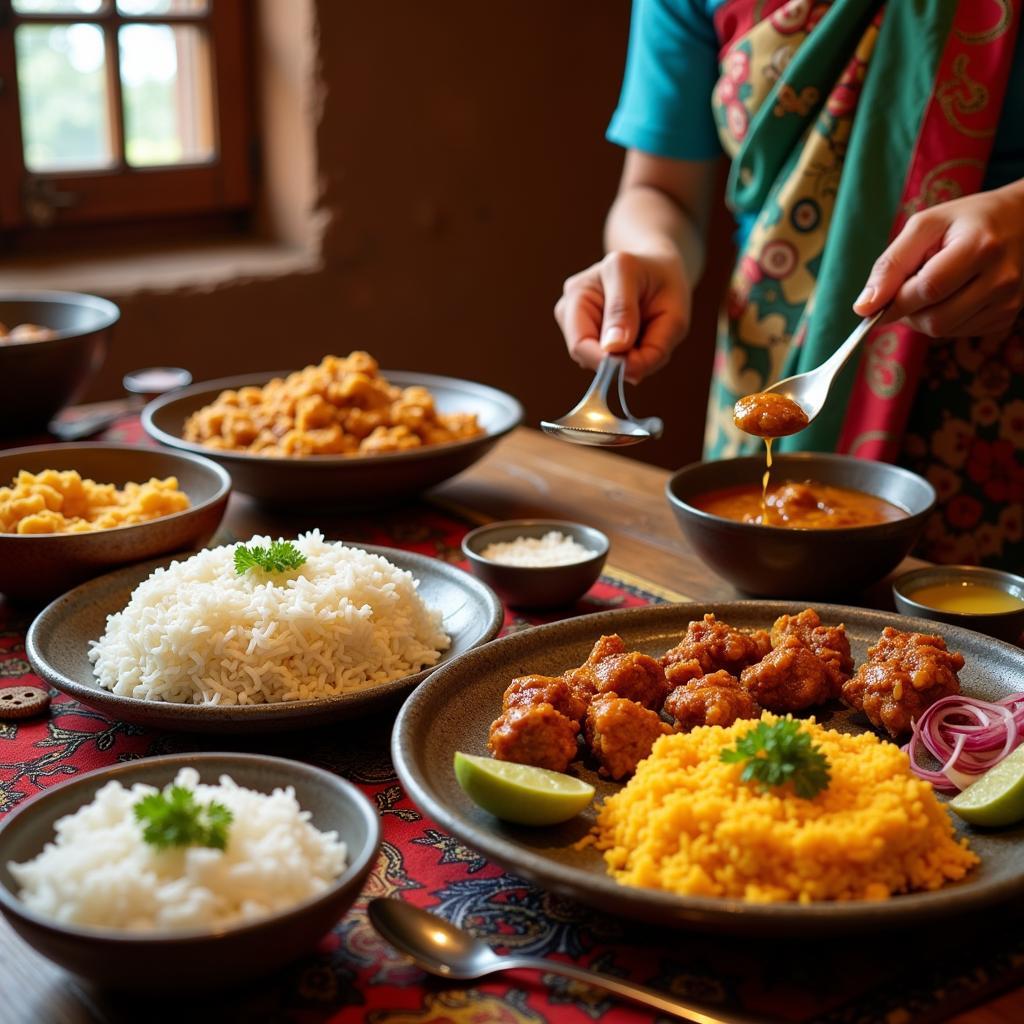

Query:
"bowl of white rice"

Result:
[[461, 519, 609, 609], [0, 753, 380, 991], [27, 531, 503, 732]]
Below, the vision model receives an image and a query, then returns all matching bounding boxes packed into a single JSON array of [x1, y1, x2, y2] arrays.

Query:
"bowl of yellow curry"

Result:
[[0, 443, 230, 603]]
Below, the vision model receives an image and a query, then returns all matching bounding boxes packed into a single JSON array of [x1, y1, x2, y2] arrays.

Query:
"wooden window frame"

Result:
[[0, 0, 252, 234]]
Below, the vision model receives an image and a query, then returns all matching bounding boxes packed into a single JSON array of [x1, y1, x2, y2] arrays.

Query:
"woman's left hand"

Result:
[[853, 179, 1024, 338]]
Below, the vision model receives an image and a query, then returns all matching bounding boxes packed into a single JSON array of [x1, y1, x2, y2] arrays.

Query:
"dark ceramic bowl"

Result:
[[893, 565, 1024, 644], [461, 519, 609, 609], [666, 453, 935, 598], [27, 545, 503, 733], [142, 370, 523, 505], [0, 443, 230, 604], [0, 753, 380, 992], [0, 292, 119, 437]]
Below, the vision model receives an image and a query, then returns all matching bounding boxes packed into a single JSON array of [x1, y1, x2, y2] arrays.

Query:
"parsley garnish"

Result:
[[234, 539, 307, 575], [720, 719, 831, 799], [133, 785, 233, 851]]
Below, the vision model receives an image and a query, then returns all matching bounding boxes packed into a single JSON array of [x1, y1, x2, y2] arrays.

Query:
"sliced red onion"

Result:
[[903, 692, 1024, 792]]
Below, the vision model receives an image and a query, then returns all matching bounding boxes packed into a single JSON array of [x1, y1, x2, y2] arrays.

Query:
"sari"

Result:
[[703, 0, 1024, 567]]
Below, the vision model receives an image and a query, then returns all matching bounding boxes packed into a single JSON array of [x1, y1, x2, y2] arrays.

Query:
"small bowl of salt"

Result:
[[461, 519, 609, 609]]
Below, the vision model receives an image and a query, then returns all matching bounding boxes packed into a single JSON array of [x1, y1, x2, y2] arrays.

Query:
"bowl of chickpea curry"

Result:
[[142, 353, 523, 505]]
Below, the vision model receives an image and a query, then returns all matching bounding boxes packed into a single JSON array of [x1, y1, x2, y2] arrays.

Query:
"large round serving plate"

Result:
[[27, 545, 503, 734], [142, 370, 523, 504], [392, 601, 1024, 935]]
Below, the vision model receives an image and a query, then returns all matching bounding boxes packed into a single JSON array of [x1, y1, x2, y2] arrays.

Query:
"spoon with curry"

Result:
[[734, 308, 887, 441], [732, 308, 886, 522]]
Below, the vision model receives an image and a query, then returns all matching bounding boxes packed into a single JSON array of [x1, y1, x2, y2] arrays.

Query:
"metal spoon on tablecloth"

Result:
[[368, 897, 745, 1024]]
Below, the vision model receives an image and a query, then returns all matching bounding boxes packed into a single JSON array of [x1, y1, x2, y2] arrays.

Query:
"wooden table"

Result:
[[0, 426, 1017, 1023]]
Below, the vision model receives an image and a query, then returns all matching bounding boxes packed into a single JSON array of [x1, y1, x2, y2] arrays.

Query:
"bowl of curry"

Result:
[[666, 453, 935, 598]]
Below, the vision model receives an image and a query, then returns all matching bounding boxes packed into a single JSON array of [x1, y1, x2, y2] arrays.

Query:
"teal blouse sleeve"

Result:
[[607, 0, 723, 161]]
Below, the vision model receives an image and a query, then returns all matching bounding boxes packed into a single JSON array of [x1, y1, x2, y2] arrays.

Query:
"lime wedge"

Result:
[[453, 751, 595, 826], [950, 745, 1024, 827]]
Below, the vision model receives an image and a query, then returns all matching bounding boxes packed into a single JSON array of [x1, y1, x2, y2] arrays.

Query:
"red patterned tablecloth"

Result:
[[2, 420, 1023, 1024]]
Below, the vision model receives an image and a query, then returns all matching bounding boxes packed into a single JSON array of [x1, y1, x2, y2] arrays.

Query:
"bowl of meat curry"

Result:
[[666, 452, 935, 598]]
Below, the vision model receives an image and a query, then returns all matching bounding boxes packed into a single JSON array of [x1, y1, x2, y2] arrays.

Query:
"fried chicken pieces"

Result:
[[489, 634, 672, 780], [842, 626, 964, 737], [485, 612, 965, 783]]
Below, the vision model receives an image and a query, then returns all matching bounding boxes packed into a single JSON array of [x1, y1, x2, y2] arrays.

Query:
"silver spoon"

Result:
[[759, 308, 886, 422], [542, 355, 664, 447], [368, 897, 742, 1024], [49, 366, 192, 441]]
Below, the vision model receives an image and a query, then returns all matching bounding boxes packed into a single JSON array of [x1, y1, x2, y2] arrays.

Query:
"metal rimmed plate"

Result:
[[27, 546, 503, 734], [142, 370, 524, 505], [392, 601, 1024, 935]]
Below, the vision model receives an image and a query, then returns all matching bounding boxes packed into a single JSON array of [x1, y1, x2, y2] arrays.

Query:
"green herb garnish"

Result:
[[720, 719, 831, 799], [234, 539, 307, 575], [133, 785, 233, 851]]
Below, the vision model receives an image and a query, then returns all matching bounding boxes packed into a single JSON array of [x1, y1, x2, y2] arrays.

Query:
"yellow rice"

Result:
[[588, 714, 978, 903]]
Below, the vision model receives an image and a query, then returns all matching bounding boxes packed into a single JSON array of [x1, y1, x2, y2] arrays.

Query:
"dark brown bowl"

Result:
[[0, 753, 380, 991], [0, 443, 231, 604], [666, 453, 935, 598], [0, 292, 119, 437], [142, 370, 523, 505], [461, 519, 609, 609]]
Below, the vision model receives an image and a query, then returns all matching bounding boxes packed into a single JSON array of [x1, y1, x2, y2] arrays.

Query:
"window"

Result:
[[0, 0, 252, 232]]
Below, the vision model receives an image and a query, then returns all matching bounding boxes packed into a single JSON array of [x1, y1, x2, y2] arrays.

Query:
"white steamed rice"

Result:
[[8, 767, 348, 931], [89, 530, 450, 705]]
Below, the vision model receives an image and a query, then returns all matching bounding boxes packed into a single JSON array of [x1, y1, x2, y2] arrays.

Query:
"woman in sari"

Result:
[[556, 0, 1024, 568]]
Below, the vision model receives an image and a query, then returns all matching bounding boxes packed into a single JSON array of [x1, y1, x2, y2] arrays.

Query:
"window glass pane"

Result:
[[116, 0, 207, 15], [15, 23, 114, 172], [13, 1, 105, 13], [119, 23, 215, 167]]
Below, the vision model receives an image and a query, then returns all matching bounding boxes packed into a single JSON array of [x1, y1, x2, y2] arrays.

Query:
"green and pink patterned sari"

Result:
[[704, 0, 1024, 567]]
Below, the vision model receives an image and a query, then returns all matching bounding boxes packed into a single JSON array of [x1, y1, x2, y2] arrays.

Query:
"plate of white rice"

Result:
[[27, 532, 503, 733], [0, 753, 381, 990]]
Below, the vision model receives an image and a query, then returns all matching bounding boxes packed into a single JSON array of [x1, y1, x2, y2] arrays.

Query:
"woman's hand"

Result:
[[853, 180, 1024, 338], [554, 249, 691, 383]]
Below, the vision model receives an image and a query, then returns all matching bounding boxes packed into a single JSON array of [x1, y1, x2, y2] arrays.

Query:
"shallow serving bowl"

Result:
[[666, 452, 935, 599], [893, 565, 1024, 644], [142, 370, 523, 505], [461, 519, 609, 609], [0, 292, 119, 438], [0, 443, 230, 604], [27, 544, 503, 732], [0, 753, 380, 992]]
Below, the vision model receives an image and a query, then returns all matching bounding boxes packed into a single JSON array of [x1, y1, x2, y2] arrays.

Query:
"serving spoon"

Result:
[[758, 308, 886, 423], [541, 355, 664, 447], [49, 366, 192, 441], [368, 897, 744, 1024]]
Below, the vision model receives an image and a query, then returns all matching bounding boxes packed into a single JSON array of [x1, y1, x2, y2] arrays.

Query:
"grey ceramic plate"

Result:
[[0, 753, 380, 991], [392, 601, 1024, 935], [142, 370, 524, 504], [27, 545, 503, 733]]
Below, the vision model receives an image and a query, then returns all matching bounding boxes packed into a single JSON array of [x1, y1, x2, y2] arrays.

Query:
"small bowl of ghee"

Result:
[[893, 565, 1024, 644]]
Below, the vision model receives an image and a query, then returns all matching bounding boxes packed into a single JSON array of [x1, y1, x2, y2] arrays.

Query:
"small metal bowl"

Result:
[[461, 519, 609, 609], [893, 565, 1024, 644]]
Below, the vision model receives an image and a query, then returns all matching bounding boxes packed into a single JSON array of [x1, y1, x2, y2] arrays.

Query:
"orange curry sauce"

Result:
[[693, 480, 908, 529], [732, 392, 811, 519]]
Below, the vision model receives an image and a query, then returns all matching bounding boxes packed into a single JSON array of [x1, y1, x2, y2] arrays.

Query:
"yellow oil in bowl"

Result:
[[908, 580, 1024, 615]]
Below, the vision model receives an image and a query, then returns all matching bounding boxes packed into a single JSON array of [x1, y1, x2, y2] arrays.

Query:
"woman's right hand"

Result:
[[554, 249, 691, 384]]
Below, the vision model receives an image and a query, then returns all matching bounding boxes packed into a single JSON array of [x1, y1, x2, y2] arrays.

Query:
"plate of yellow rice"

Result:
[[392, 602, 1024, 933]]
